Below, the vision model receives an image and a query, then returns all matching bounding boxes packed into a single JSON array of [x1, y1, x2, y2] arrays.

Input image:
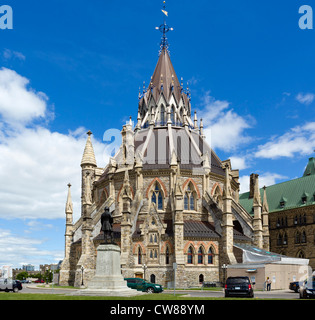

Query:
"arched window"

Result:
[[166, 247, 170, 265], [184, 183, 196, 211], [171, 106, 175, 124], [198, 247, 204, 264], [151, 183, 163, 210], [150, 274, 156, 284], [199, 274, 204, 284], [161, 105, 165, 125], [138, 247, 142, 265], [295, 231, 301, 244], [297, 250, 305, 258], [187, 247, 193, 264], [277, 233, 282, 246], [208, 247, 214, 264], [283, 232, 288, 245], [301, 231, 307, 243]]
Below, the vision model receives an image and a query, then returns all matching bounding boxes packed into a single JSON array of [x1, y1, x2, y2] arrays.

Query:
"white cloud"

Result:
[[199, 92, 253, 152], [0, 68, 109, 222], [296, 93, 315, 105], [229, 156, 248, 170], [0, 68, 47, 126], [0, 126, 107, 221], [255, 122, 315, 159], [239, 173, 288, 194], [0, 228, 62, 267]]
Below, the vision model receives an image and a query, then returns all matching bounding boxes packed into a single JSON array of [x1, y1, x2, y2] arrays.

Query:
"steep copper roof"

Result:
[[149, 47, 182, 103]]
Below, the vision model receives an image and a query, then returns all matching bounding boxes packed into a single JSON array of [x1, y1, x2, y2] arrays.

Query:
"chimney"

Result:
[[249, 173, 259, 199]]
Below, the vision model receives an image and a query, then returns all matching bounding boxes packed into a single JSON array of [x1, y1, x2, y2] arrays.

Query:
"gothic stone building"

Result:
[[59, 47, 270, 288], [240, 157, 315, 270]]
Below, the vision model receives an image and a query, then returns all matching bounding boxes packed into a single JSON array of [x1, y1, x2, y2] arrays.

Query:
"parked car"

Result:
[[124, 278, 163, 293], [13, 280, 22, 291], [34, 279, 45, 283], [225, 276, 254, 298], [289, 281, 302, 293], [299, 277, 315, 299]]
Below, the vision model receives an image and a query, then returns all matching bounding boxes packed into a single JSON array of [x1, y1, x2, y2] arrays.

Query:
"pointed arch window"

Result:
[[138, 247, 142, 265], [208, 247, 214, 264], [187, 247, 193, 264], [283, 232, 288, 245], [151, 183, 163, 210], [184, 183, 196, 211], [297, 250, 305, 258], [277, 233, 283, 246], [160, 105, 165, 125], [198, 247, 204, 264], [301, 231, 307, 243], [166, 247, 170, 265], [171, 106, 175, 124], [295, 231, 301, 244]]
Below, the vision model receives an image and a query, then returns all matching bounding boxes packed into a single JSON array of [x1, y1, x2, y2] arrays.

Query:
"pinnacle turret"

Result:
[[81, 131, 97, 167]]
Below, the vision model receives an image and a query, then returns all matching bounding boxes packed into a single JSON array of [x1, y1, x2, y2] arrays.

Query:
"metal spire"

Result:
[[155, 0, 173, 55]]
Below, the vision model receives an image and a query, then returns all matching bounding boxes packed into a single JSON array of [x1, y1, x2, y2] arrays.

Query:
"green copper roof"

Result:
[[239, 173, 315, 215], [303, 157, 315, 177]]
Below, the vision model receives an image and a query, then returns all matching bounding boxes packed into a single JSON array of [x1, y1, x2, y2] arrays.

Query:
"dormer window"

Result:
[[280, 196, 287, 209], [301, 192, 308, 204]]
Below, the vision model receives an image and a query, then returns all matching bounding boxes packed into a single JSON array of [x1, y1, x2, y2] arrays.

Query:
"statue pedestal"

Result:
[[74, 244, 142, 296]]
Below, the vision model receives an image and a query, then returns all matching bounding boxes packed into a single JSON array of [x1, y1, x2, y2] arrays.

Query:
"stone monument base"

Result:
[[73, 244, 143, 297]]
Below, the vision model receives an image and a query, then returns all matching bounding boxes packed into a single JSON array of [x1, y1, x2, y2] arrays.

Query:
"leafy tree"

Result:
[[16, 271, 28, 280]]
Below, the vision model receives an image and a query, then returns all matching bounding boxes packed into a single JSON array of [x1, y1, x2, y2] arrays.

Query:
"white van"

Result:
[[0, 279, 18, 292]]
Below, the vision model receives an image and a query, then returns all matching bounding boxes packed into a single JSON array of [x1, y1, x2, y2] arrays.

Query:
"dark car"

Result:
[[299, 277, 315, 299], [225, 276, 254, 298], [124, 278, 163, 293], [289, 281, 301, 293], [13, 280, 22, 292]]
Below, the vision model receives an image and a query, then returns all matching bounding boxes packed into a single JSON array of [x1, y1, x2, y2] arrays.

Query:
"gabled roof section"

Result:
[[239, 174, 315, 215], [240, 158, 315, 215]]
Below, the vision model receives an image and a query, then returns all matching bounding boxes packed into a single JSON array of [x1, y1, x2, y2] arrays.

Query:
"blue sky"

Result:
[[0, 0, 315, 269]]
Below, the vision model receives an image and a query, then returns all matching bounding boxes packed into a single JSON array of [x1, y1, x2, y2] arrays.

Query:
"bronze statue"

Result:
[[101, 206, 115, 244]]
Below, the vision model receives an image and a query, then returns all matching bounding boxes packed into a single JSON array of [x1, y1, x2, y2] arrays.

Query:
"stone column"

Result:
[[252, 174, 263, 249], [221, 161, 237, 266]]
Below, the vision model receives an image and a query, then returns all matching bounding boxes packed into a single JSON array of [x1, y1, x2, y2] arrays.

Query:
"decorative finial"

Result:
[[87, 130, 93, 136], [155, 0, 174, 54], [67, 183, 72, 188]]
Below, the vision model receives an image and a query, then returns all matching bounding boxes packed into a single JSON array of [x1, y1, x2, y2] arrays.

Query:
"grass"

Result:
[[0, 292, 227, 300]]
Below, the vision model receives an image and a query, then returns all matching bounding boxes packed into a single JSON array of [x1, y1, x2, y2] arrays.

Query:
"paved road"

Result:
[[163, 289, 300, 299], [19, 284, 300, 299]]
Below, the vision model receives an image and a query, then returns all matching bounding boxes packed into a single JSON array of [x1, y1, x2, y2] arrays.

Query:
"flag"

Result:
[[162, 10, 168, 17]]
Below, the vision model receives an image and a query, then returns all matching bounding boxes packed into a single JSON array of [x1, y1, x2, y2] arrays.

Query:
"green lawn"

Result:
[[0, 292, 224, 300]]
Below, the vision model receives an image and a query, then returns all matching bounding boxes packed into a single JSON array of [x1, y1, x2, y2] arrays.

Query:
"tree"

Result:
[[16, 271, 28, 281]]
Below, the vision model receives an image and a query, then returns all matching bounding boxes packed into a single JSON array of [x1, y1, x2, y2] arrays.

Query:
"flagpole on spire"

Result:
[[155, 0, 173, 55]]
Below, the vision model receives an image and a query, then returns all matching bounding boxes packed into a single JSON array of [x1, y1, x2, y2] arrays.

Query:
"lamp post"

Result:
[[222, 264, 228, 287], [81, 266, 84, 287]]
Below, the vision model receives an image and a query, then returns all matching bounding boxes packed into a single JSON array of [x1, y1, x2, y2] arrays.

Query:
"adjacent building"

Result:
[[240, 157, 315, 270]]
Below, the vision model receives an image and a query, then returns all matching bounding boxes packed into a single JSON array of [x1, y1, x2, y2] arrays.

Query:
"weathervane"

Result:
[[155, 0, 173, 54]]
